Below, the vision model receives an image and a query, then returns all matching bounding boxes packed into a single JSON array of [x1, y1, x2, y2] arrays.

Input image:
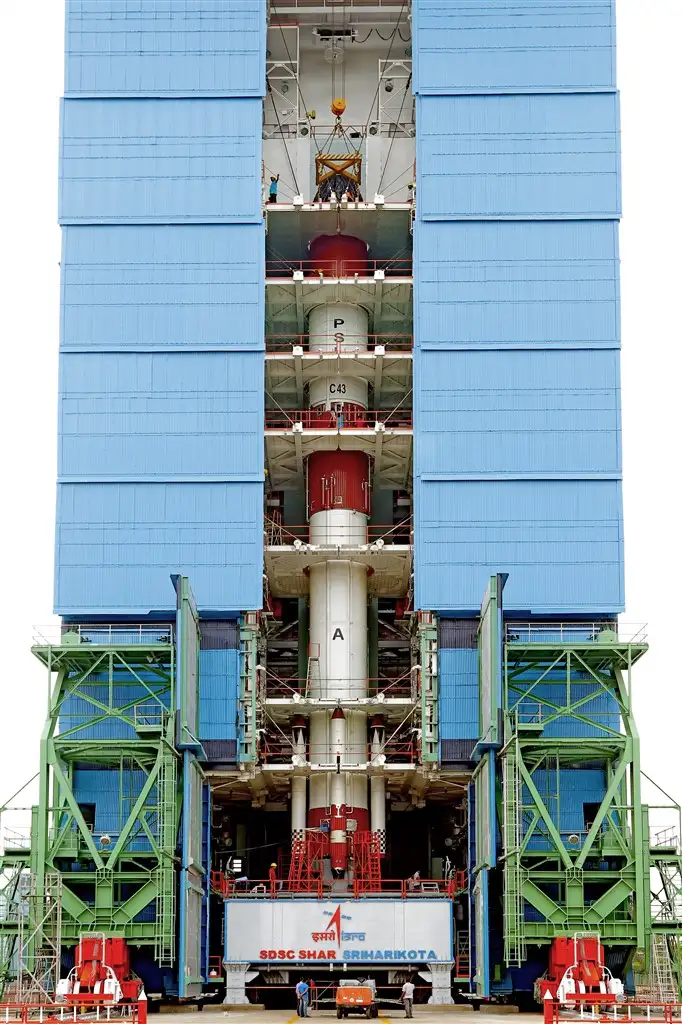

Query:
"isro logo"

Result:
[[311, 906, 364, 946]]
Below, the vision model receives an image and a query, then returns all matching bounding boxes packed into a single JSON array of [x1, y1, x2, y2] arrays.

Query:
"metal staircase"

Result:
[[651, 934, 679, 1003]]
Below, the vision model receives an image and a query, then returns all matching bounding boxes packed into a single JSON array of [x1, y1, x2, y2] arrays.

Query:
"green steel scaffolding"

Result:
[[498, 618, 681, 993]]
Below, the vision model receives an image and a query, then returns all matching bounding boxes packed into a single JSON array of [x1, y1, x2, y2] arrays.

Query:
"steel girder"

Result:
[[500, 635, 649, 967], [29, 634, 179, 955]]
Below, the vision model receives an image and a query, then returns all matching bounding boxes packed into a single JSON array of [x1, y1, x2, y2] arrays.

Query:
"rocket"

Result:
[[290, 235, 386, 876]]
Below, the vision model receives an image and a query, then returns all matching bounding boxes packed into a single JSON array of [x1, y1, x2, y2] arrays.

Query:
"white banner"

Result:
[[224, 899, 453, 964]]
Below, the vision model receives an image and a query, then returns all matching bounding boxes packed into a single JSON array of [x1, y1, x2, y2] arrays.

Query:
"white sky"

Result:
[[0, 2, 679, 820]]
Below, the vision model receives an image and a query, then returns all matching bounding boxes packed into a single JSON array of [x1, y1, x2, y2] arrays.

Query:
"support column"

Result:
[[421, 963, 454, 1005], [222, 963, 259, 1006]]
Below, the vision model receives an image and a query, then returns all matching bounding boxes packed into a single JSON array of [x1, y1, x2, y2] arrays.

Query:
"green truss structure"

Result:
[[499, 620, 682, 992], [24, 625, 180, 959], [0, 637, 177, 991]]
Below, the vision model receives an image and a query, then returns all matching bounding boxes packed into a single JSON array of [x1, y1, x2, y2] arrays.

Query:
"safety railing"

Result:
[[259, 739, 417, 765], [650, 826, 681, 851], [511, 703, 625, 729], [544, 1002, 682, 1024], [212, 872, 323, 899], [0, 1004, 146, 1024], [265, 519, 412, 546], [133, 704, 170, 732], [506, 623, 648, 645], [265, 258, 412, 279], [202, 982, 434, 1007], [0, 825, 33, 853], [32, 624, 174, 647], [264, 408, 412, 430], [263, 676, 415, 699], [351, 873, 467, 899], [213, 872, 466, 901], [207, 955, 224, 981], [266, 333, 413, 354]]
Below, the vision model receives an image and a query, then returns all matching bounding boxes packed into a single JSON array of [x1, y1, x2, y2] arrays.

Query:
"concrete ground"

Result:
[[156, 1011, 540, 1024]]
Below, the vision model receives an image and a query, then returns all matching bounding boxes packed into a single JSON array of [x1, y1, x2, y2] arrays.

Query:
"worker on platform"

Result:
[[401, 978, 415, 1018], [295, 978, 310, 1017], [268, 861, 277, 896], [268, 174, 280, 203], [406, 870, 421, 892]]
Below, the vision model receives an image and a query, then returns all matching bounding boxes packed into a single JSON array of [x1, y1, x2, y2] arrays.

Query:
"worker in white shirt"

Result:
[[401, 979, 415, 1018]]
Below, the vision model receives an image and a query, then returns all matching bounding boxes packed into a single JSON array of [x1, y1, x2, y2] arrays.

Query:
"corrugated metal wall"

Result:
[[413, 0, 622, 615], [413, 1, 615, 95], [56, 3, 267, 616], [65, 1, 265, 98], [73, 767, 155, 852], [440, 649, 479, 741], [199, 650, 238, 743]]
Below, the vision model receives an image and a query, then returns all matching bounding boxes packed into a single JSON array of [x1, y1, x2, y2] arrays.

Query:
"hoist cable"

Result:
[[270, 2, 322, 156], [266, 76, 300, 197], [377, 73, 413, 194], [361, 0, 409, 140]]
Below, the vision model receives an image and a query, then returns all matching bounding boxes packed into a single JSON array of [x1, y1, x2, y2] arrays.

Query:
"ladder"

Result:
[[502, 733, 526, 967], [306, 644, 321, 698], [352, 831, 381, 893], [649, 934, 678, 1004], [155, 750, 177, 967], [455, 932, 470, 980], [288, 833, 326, 892]]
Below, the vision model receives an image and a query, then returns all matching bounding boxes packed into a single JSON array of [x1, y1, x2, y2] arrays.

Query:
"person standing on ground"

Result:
[[401, 978, 415, 1018], [269, 174, 280, 203], [268, 861, 277, 896], [296, 978, 310, 1017]]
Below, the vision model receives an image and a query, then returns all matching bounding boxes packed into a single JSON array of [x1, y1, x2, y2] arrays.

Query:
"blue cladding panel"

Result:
[[414, 220, 619, 350], [73, 768, 153, 851], [413, 1, 615, 95], [511, 682, 620, 738], [417, 94, 620, 220], [59, 352, 263, 478], [60, 99, 262, 223], [199, 649, 238, 742], [61, 679, 168, 740], [415, 480, 623, 613], [61, 225, 264, 351], [440, 649, 479, 740], [415, 349, 620, 476], [66, 0, 266, 98], [525, 769, 607, 850], [54, 482, 263, 615]]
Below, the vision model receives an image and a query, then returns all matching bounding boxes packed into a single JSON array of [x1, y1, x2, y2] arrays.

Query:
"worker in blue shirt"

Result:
[[295, 978, 309, 1017], [268, 174, 280, 203]]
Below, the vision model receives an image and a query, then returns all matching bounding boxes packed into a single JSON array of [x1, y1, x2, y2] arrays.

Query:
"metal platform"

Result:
[[266, 275, 412, 335], [265, 347, 412, 408], [265, 424, 412, 489], [265, 203, 413, 264]]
